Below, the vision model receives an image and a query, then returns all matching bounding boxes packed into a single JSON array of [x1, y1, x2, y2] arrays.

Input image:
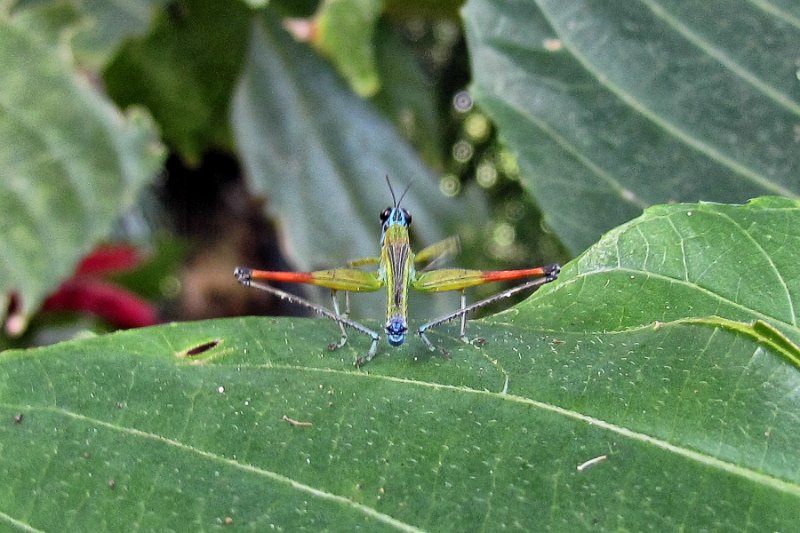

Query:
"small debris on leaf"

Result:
[[281, 415, 312, 428], [576, 454, 608, 472]]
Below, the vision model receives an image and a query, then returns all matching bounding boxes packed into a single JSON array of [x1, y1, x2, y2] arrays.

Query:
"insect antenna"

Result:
[[385, 175, 412, 208]]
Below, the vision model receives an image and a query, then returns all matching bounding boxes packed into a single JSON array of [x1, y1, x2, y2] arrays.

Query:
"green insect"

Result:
[[235, 178, 559, 366]]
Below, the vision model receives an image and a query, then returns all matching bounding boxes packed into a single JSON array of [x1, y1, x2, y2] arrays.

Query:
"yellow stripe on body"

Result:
[[381, 224, 413, 326]]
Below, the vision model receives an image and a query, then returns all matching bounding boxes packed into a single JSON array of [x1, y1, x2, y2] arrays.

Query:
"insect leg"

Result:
[[234, 267, 380, 365], [415, 236, 460, 271], [459, 290, 468, 341], [416, 264, 560, 351], [329, 290, 348, 350]]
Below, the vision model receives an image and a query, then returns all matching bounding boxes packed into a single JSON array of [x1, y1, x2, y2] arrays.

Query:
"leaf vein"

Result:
[[641, 0, 800, 116], [88, 365, 799, 498], [481, 92, 649, 210], [746, 0, 800, 30], [551, 267, 796, 330], [705, 210, 796, 326], [536, 5, 797, 197], [326, 371, 800, 497], [0, 510, 42, 533], [16, 405, 427, 533]]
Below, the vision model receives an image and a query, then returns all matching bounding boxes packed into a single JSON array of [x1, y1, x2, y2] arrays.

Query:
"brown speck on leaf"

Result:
[[13, 413, 23, 424]]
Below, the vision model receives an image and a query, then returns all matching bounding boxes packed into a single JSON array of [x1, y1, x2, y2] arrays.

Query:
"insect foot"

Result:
[[544, 263, 561, 281], [233, 267, 253, 286]]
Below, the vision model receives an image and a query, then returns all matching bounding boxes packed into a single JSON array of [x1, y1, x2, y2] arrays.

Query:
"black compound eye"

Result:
[[402, 209, 412, 225], [380, 208, 391, 222]]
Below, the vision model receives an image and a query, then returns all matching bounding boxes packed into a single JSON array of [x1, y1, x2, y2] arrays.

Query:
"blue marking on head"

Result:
[[380, 176, 413, 242], [386, 317, 408, 347], [380, 207, 412, 234]]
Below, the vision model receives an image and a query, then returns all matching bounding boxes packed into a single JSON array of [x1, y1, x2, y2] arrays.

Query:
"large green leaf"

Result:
[[2, 198, 798, 530], [231, 11, 488, 315], [514, 196, 800, 340], [464, 0, 800, 254], [0, 6, 165, 326], [493, 196, 800, 490]]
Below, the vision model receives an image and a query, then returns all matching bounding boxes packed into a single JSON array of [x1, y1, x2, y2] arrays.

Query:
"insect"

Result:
[[234, 177, 560, 366]]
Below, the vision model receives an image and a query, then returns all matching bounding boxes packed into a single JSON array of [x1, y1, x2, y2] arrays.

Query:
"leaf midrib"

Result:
[[0, 509, 41, 533], [5, 363, 796, 499]]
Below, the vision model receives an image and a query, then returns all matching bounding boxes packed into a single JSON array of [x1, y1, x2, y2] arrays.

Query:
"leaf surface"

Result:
[[2, 198, 798, 530], [69, 0, 168, 67]]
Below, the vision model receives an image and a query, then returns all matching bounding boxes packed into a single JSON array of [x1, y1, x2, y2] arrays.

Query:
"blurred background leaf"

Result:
[[464, 0, 800, 254], [0, 4, 165, 331], [371, 19, 444, 168], [104, 0, 251, 164], [10, 0, 169, 67]]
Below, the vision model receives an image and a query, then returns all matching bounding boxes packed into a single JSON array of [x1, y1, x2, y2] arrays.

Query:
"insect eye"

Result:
[[402, 209, 412, 225], [380, 208, 391, 222]]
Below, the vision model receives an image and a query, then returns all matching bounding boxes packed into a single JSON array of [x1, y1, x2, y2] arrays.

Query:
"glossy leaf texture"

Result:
[[2, 198, 798, 531], [464, 0, 800, 254], [0, 5, 165, 324], [231, 11, 488, 313]]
